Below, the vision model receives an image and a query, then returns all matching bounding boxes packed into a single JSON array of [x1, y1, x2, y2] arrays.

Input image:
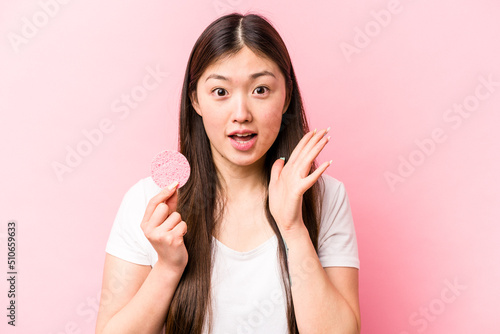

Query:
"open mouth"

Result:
[[228, 133, 257, 151], [229, 133, 257, 142]]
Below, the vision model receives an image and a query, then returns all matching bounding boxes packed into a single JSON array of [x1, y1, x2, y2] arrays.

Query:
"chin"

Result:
[[228, 153, 259, 166]]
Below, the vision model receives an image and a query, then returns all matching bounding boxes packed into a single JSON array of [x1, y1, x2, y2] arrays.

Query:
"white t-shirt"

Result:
[[105, 173, 359, 333]]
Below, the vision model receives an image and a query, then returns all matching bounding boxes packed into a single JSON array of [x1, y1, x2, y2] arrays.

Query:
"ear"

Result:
[[282, 86, 292, 114], [190, 91, 202, 117], [282, 100, 290, 114], [282, 94, 291, 114]]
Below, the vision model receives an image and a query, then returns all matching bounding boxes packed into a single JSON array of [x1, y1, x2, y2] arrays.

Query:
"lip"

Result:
[[228, 133, 257, 151], [228, 129, 257, 136]]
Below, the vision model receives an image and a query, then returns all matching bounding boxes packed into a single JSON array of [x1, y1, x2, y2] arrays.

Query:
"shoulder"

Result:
[[318, 173, 347, 206], [112, 176, 162, 224], [316, 173, 353, 240], [318, 173, 344, 191], [317, 173, 351, 223], [105, 176, 162, 265], [121, 176, 162, 207], [316, 173, 359, 268]]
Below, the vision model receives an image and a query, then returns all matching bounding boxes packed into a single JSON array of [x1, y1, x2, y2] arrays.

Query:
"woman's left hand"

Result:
[[269, 127, 332, 233]]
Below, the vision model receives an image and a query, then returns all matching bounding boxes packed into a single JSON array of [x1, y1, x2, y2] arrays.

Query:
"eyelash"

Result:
[[211, 86, 270, 97]]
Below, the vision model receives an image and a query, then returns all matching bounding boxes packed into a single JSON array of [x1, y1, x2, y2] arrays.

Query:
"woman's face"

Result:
[[191, 46, 289, 171]]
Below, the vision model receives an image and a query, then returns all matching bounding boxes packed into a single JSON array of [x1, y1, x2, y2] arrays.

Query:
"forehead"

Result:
[[201, 46, 283, 81]]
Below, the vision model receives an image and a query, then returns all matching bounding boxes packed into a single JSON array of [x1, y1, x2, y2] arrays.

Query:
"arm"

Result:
[[96, 181, 187, 334], [269, 128, 360, 333], [95, 254, 182, 334], [282, 226, 360, 333]]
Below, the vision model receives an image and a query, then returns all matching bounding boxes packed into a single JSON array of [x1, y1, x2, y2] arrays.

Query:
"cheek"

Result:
[[263, 87, 287, 125], [200, 108, 225, 139], [261, 102, 284, 131]]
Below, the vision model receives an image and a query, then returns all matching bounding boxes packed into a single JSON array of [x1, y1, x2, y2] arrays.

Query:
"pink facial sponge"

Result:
[[151, 150, 191, 189]]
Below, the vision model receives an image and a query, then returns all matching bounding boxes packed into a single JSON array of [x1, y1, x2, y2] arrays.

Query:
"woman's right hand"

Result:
[[140, 181, 188, 275]]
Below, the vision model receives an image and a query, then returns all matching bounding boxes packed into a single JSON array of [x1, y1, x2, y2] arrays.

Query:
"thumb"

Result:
[[270, 157, 286, 184]]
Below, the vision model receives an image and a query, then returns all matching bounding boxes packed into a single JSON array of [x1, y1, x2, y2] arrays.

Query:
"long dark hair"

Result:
[[167, 12, 323, 333]]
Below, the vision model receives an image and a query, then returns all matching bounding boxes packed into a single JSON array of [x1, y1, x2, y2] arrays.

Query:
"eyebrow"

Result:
[[205, 70, 276, 82]]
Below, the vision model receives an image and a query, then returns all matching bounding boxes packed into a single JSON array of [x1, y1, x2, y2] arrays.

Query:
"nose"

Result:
[[232, 93, 252, 123]]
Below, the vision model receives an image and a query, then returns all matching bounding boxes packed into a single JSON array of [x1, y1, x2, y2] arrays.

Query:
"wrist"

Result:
[[153, 261, 185, 281], [280, 222, 309, 243]]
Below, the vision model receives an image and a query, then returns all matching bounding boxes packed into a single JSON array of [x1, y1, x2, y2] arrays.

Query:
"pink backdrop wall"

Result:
[[1, 0, 499, 333]]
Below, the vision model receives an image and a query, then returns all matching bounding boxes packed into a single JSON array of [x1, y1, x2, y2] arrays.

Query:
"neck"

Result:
[[212, 152, 267, 203]]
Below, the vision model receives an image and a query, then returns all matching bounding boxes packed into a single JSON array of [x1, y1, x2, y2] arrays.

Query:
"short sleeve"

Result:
[[317, 174, 360, 269], [105, 178, 153, 266]]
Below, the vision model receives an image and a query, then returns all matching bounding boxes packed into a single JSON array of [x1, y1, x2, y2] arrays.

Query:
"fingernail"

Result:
[[167, 181, 179, 191], [326, 126, 331, 134], [279, 157, 286, 161], [329, 160, 333, 166], [313, 128, 317, 134], [327, 135, 331, 142]]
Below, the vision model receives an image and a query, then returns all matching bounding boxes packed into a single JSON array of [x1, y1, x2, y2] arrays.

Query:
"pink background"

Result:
[[1, 0, 499, 333]]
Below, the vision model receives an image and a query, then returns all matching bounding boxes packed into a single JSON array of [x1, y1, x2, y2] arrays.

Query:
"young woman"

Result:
[[96, 13, 360, 334]]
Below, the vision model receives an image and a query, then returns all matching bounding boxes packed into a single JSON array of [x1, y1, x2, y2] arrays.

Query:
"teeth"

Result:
[[235, 137, 251, 142], [232, 133, 254, 142]]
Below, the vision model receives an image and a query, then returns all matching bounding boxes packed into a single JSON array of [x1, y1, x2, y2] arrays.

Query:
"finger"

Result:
[[157, 211, 182, 232], [296, 128, 330, 163], [142, 181, 179, 223], [170, 220, 188, 239], [301, 134, 331, 172], [270, 158, 285, 184], [142, 202, 169, 233], [155, 218, 186, 243], [155, 212, 182, 239], [287, 129, 316, 164], [142, 200, 180, 234], [303, 160, 332, 189]]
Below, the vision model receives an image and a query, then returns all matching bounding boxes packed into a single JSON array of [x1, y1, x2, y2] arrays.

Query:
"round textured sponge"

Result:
[[151, 150, 190, 189]]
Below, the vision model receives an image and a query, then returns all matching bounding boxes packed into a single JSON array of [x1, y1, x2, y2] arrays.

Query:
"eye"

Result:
[[212, 88, 227, 97], [253, 86, 269, 95]]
